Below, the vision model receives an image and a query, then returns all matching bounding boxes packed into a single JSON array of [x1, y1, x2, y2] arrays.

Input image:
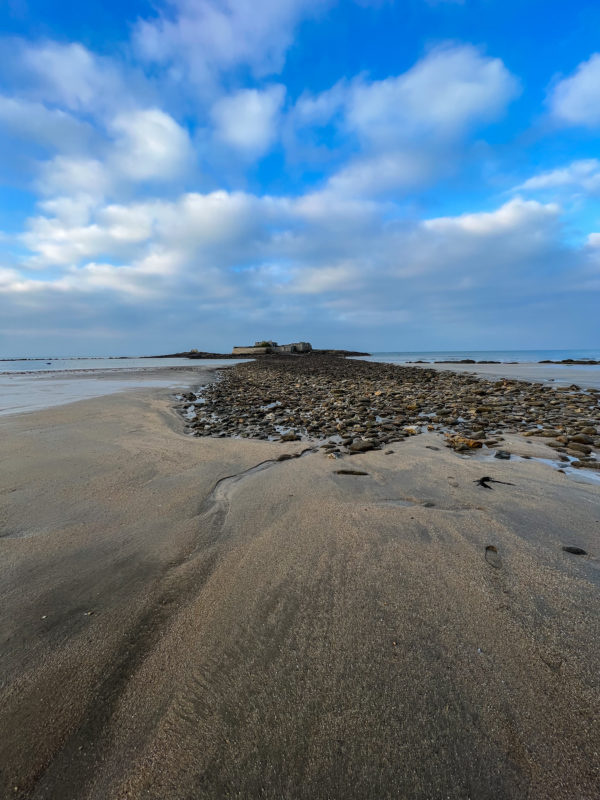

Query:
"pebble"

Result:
[[178, 356, 600, 461], [562, 546, 587, 555]]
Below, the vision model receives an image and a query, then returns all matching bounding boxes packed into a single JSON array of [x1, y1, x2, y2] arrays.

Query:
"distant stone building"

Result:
[[272, 342, 312, 354], [232, 340, 312, 356]]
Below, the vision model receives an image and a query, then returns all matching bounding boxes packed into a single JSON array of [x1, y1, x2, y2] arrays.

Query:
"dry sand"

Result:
[[1, 380, 599, 799]]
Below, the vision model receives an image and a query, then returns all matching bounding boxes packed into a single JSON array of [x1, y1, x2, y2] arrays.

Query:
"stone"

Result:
[[562, 545, 587, 555], [177, 353, 598, 449], [335, 469, 369, 475], [570, 434, 594, 445], [445, 435, 483, 450], [348, 439, 376, 453], [567, 442, 592, 455]]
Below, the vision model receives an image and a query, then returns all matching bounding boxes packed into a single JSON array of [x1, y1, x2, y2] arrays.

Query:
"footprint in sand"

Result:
[[485, 545, 502, 569], [447, 476, 459, 488]]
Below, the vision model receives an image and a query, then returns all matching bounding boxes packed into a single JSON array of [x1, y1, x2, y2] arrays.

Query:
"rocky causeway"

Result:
[[176, 355, 600, 465]]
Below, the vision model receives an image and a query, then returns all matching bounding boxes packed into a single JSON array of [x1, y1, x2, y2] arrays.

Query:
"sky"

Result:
[[1, 0, 600, 356]]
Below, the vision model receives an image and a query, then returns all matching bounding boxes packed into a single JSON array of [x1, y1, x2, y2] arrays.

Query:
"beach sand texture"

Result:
[[1, 381, 599, 799]]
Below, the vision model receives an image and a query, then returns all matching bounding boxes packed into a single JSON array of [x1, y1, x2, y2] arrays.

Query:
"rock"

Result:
[[571, 460, 600, 470], [567, 449, 586, 458], [280, 431, 300, 442], [445, 435, 483, 450], [570, 434, 594, 445], [335, 469, 369, 475], [494, 450, 511, 460], [562, 545, 587, 555], [177, 353, 598, 448], [567, 442, 592, 455], [348, 439, 376, 453]]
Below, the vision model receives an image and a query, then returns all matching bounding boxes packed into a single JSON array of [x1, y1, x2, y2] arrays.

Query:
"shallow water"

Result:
[[359, 349, 600, 364], [0, 359, 249, 416], [355, 357, 600, 390], [0, 375, 196, 416], [0, 357, 243, 374], [470, 447, 600, 486]]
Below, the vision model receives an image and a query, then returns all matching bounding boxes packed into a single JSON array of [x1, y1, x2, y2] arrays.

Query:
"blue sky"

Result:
[[1, 0, 599, 356]]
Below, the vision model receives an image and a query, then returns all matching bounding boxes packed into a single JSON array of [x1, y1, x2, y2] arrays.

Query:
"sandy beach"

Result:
[[1, 363, 599, 799]]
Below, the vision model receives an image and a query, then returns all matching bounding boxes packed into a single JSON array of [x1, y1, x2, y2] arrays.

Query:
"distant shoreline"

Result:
[[2, 352, 598, 365], [404, 358, 600, 366]]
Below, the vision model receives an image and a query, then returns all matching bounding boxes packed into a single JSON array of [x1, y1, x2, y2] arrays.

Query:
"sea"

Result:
[[357, 349, 600, 364], [0, 357, 244, 416], [1, 350, 599, 374], [0, 356, 236, 373], [1, 351, 599, 416]]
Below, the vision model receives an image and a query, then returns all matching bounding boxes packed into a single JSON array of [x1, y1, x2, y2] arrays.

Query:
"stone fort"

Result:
[[232, 340, 312, 356]]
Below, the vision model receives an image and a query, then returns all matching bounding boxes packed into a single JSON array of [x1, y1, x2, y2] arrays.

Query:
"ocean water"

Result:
[[358, 349, 600, 364], [0, 358, 247, 416], [0, 357, 240, 374], [2, 351, 599, 373]]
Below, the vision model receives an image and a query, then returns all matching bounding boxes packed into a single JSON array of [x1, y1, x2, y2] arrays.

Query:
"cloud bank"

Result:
[[0, 0, 598, 354]]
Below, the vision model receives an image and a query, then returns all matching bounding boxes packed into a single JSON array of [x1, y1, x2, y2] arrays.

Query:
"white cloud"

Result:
[[345, 44, 519, 144], [290, 45, 519, 197], [20, 190, 276, 270], [15, 189, 569, 302], [0, 267, 24, 288], [38, 157, 112, 199], [109, 108, 194, 181], [22, 209, 153, 269], [38, 196, 100, 227], [284, 262, 362, 294], [0, 95, 92, 151], [587, 233, 600, 247], [550, 54, 600, 127], [211, 84, 285, 156], [424, 197, 560, 237], [3, 186, 597, 354], [33, 108, 194, 213], [291, 80, 347, 126], [18, 41, 132, 116], [134, 0, 330, 85], [516, 160, 600, 195], [327, 150, 434, 196], [55, 251, 182, 299], [291, 45, 518, 146]]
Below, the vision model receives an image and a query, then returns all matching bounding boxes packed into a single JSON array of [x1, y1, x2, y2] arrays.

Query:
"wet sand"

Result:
[[1, 381, 599, 799], [409, 360, 600, 389]]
